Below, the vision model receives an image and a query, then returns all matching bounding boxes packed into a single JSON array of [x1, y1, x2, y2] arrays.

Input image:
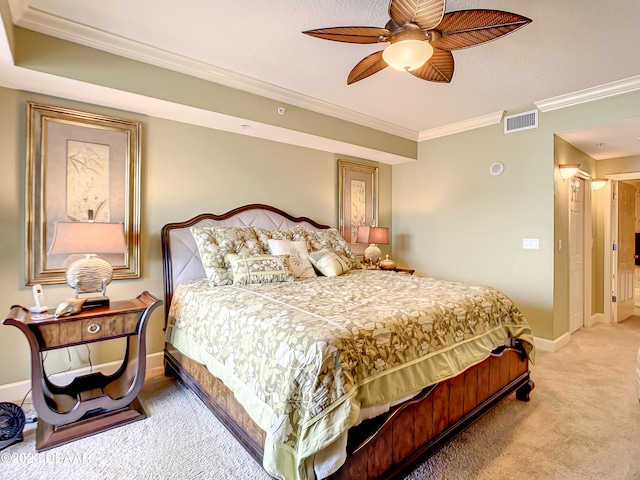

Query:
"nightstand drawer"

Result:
[[35, 312, 141, 349]]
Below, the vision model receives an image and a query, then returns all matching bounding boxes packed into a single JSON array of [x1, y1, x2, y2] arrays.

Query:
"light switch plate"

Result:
[[523, 238, 540, 249]]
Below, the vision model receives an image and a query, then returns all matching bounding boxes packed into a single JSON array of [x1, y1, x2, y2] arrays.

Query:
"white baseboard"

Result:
[[534, 332, 571, 353], [0, 351, 165, 404], [589, 313, 605, 326]]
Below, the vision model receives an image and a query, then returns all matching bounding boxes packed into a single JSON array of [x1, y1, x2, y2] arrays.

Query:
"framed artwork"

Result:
[[338, 159, 379, 255], [26, 102, 141, 285]]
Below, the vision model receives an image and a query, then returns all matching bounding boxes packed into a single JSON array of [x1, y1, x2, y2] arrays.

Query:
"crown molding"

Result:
[[11, 0, 640, 147], [418, 111, 504, 142], [534, 75, 640, 112], [9, 0, 418, 141]]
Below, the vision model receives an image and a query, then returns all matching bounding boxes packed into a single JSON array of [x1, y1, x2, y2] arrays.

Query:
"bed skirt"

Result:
[[164, 341, 534, 480]]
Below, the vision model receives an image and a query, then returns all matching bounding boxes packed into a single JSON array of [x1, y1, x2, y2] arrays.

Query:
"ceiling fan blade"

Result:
[[303, 26, 390, 44], [389, 0, 445, 30], [409, 48, 454, 83], [348, 51, 388, 84], [432, 9, 532, 51]]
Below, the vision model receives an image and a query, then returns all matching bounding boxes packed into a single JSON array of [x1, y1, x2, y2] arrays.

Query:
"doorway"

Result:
[[603, 174, 640, 324], [568, 174, 592, 333]]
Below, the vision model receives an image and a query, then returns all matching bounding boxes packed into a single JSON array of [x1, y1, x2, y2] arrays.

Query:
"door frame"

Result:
[[604, 179, 614, 324]]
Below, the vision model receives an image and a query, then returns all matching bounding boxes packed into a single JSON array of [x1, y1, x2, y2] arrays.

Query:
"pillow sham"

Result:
[[190, 227, 227, 285], [308, 248, 351, 277], [191, 226, 263, 285], [268, 239, 316, 279], [227, 253, 295, 285], [253, 226, 312, 252], [252, 227, 295, 252], [306, 228, 361, 270]]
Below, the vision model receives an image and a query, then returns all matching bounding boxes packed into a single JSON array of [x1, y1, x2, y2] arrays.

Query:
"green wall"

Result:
[[393, 91, 640, 341], [12, 27, 416, 161], [0, 86, 392, 386], [597, 154, 640, 176]]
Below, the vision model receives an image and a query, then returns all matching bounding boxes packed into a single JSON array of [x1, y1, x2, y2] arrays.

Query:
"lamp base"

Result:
[[363, 244, 382, 267], [66, 255, 113, 293], [82, 296, 110, 309]]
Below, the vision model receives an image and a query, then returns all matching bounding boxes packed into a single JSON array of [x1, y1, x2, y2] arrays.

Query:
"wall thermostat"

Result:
[[489, 162, 505, 176]]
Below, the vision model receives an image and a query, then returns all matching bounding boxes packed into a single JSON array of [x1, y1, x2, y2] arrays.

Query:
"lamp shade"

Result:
[[383, 40, 434, 71], [591, 179, 607, 191], [559, 164, 581, 180], [356, 226, 371, 244], [48, 222, 127, 255], [367, 226, 389, 245]]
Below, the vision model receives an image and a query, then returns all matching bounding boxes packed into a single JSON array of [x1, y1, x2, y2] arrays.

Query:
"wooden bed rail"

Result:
[[164, 341, 533, 480]]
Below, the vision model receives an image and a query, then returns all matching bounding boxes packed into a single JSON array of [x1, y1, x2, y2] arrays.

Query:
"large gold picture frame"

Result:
[[338, 159, 378, 256], [26, 102, 141, 285]]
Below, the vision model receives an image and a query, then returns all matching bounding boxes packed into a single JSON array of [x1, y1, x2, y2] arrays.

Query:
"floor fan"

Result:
[[0, 402, 26, 450]]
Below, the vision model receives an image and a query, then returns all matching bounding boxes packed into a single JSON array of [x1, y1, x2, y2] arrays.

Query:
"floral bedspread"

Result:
[[165, 269, 534, 480]]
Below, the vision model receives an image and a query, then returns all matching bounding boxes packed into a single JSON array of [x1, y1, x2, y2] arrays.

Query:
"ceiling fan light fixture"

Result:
[[382, 40, 434, 71]]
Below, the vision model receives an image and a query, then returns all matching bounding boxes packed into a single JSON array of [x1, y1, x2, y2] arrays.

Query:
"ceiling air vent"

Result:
[[504, 109, 538, 134]]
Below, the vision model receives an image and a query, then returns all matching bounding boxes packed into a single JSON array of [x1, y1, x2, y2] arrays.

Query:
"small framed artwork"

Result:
[[26, 102, 141, 285], [338, 159, 379, 255]]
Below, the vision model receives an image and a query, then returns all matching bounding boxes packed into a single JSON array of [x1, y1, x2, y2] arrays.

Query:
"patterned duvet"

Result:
[[165, 269, 535, 480]]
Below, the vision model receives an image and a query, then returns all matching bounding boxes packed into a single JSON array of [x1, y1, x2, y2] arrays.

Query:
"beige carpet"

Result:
[[4, 318, 640, 480]]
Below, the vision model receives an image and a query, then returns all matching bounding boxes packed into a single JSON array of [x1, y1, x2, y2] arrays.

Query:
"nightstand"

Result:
[[3, 291, 161, 451], [391, 267, 415, 275], [380, 267, 415, 275]]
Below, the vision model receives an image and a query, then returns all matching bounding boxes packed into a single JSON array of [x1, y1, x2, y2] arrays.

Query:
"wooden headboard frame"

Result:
[[161, 204, 330, 321]]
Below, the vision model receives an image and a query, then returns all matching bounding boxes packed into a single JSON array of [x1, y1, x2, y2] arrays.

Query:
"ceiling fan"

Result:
[[303, 0, 531, 84]]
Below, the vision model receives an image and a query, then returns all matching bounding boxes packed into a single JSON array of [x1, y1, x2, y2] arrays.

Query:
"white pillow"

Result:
[[268, 239, 316, 280], [308, 248, 350, 277]]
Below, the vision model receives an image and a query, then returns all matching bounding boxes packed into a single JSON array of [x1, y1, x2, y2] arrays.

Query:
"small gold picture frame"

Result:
[[338, 159, 379, 256]]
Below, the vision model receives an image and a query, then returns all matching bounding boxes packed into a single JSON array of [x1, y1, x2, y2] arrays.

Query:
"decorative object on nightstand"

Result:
[[54, 298, 87, 318], [48, 217, 127, 308], [2, 292, 161, 451], [356, 226, 389, 268], [379, 255, 397, 270]]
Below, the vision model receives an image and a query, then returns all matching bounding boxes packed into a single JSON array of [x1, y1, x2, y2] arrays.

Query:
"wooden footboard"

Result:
[[164, 342, 533, 480]]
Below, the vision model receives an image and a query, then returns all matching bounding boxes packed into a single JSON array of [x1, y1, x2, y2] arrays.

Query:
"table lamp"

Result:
[[48, 221, 127, 307], [356, 226, 389, 267]]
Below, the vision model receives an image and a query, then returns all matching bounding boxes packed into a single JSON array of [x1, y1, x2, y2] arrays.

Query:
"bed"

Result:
[[161, 204, 535, 480]]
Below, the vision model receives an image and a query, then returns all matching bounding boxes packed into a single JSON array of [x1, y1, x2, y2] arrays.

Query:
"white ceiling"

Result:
[[5, 0, 640, 159]]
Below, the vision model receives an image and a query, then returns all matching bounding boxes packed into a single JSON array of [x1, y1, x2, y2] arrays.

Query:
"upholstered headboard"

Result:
[[161, 204, 330, 318]]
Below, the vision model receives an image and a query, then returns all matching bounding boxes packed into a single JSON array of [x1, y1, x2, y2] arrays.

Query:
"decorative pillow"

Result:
[[227, 253, 295, 285], [252, 227, 295, 252], [190, 227, 227, 285], [268, 239, 316, 279], [191, 226, 263, 285], [252, 226, 312, 251], [308, 248, 351, 277], [307, 228, 361, 270]]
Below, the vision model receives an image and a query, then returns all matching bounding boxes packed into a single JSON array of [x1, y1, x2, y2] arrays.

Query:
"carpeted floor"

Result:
[[4, 318, 640, 480]]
